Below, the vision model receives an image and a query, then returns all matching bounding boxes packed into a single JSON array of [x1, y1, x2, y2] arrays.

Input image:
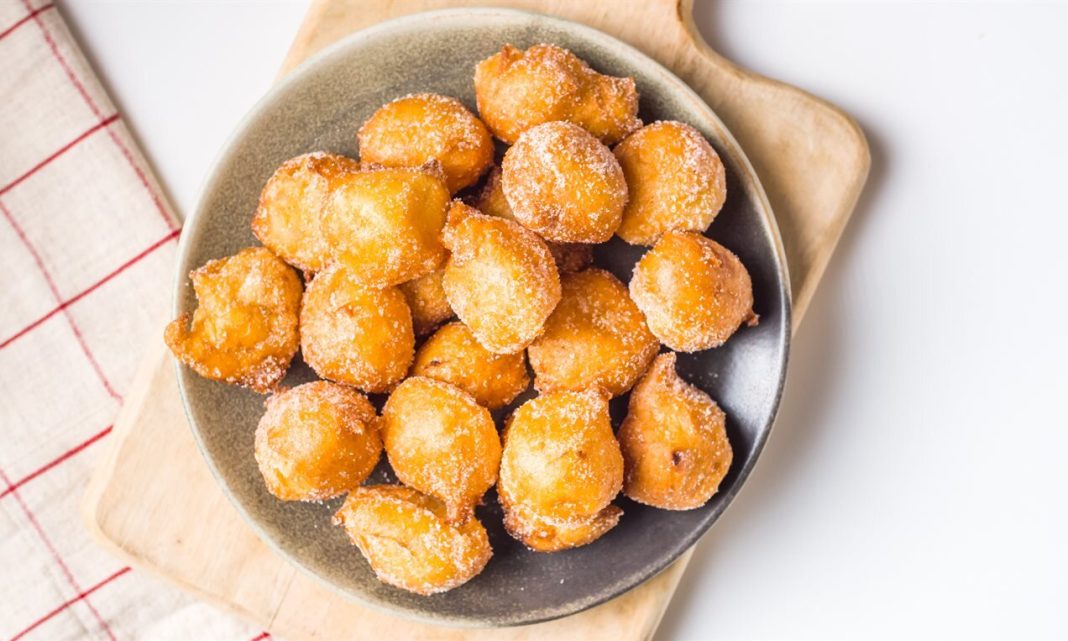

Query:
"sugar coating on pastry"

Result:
[[251, 152, 360, 273], [618, 353, 733, 510], [498, 389, 624, 551], [411, 321, 529, 410], [502, 121, 627, 244], [165, 247, 302, 393], [441, 200, 561, 354], [176, 50, 759, 590], [528, 268, 659, 398], [321, 166, 449, 287], [613, 121, 727, 246], [474, 43, 641, 145], [398, 267, 453, 336], [473, 165, 515, 220], [358, 93, 494, 193], [379, 377, 501, 523], [299, 265, 414, 393], [475, 165, 593, 273], [629, 231, 757, 352], [502, 501, 622, 554], [334, 485, 492, 595], [254, 381, 381, 501]]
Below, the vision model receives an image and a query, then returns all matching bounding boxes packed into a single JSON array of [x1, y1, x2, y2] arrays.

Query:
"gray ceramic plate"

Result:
[[175, 7, 790, 628]]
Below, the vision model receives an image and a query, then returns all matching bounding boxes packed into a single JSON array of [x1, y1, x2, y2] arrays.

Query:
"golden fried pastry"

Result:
[[398, 268, 452, 336], [498, 390, 624, 552], [613, 121, 727, 246], [299, 265, 414, 393], [473, 165, 514, 220], [475, 166, 593, 273], [504, 503, 621, 553], [334, 485, 492, 595], [474, 43, 641, 144], [379, 377, 501, 522], [321, 166, 449, 287], [618, 353, 732, 510], [358, 93, 494, 193], [165, 247, 301, 393], [528, 268, 658, 398], [254, 381, 381, 501], [441, 201, 560, 354], [411, 322, 529, 409], [251, 152, 360, 273], [630, 231, 757, 352], [502, 121, 627, 244]]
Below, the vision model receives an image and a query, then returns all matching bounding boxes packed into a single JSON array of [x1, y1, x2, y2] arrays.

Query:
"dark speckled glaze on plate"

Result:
[[174, 8, 790, 628]]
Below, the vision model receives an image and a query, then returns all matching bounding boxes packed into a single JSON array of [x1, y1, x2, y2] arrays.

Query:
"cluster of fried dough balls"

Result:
[[254, 381, 381, 501], [166, 41, 762, 596]]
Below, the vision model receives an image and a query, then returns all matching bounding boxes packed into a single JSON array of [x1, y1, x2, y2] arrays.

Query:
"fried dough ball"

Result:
[[411, 322, 529, 410], [475, 166, 593, 273], [358, 94, 494, 193], [441, 201, 561, 354], [474, 43, 641, 145], [398, 268, 452, 336], [254, 381, 381, 501], [321, 166, 449, 287], [528, 269, 658, 398], [502, 121, 627, 244], [251, 152, 360, 273], [630, 232, 757, 352], [379, 377, 501, 522], [613, 121, 727, 246], [334, 485, 492, 595], [499, 390, 624, 552], [299, 265, 414, 393], [618, 353, 733, 510], [165, 247, 301, 393]]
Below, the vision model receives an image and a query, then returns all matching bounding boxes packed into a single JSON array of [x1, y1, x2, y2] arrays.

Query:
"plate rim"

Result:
[[173, 6, 792, 628]]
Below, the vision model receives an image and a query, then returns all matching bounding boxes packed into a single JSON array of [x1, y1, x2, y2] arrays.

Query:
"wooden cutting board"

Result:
[[83, 1, 870, 639]]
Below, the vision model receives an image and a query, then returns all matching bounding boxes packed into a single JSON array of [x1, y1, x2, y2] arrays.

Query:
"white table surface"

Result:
[[60, 1, 1068, 639]]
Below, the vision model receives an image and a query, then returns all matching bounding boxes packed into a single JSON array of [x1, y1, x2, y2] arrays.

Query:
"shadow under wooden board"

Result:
[[83, 1, 869, 639]]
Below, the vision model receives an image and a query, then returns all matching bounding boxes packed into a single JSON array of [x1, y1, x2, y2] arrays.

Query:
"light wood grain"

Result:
[[83, 1, 869, 639]]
